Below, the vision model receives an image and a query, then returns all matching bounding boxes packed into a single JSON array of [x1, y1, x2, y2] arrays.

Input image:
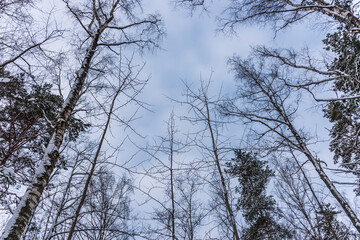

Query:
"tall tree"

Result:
[[227, 150, 291, 240], [73, 167, 134, 240], [220, 54, 360, 233], [0, 68, 88, 213], [66, 52, 147, 240], [181, 79, 240, 239], [274, 153, 356, 239]]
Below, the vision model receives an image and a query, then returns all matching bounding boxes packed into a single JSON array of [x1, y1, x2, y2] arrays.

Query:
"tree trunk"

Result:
[[1, 32, 101, 240], [275, 92, 360, 234]]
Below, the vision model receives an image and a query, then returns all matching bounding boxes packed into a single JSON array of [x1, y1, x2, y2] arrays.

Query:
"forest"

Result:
[[1, 0, 360, 239]]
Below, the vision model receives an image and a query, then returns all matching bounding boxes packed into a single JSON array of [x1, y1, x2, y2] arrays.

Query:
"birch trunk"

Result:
[[263, 79, 360, 234], [1, 32, 101, 240]]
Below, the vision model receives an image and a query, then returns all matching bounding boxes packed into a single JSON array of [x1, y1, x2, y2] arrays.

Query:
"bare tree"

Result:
[[0, 0, 63, 73], [176, 0, 360, 32], [139, 112, 183, 240], [66, 52, 147, 240], [173, 175, 206, 240], [1, 0, 164, 239], [135, 111, 207, 240], [179, 79, 241, 240], [274, 151, 356, 239], [73, 167, 135, 240], [220, 54, 360, 233]]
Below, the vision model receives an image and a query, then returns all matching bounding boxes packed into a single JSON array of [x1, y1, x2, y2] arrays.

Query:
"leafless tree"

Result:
[[0, 0, 63, 77], [179, 79, 241, 240], [176, 0, 360, 32], [65, 52, 147, 240], [274, 151, 356, 239], [138, 112, 183, 240], [134, 111, 207, 240], [173, 175, 206, 240], [220, 54, 360, 233], [73, 167, 135, 240]]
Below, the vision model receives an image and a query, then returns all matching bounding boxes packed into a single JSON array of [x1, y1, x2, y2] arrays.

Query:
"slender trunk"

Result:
[[170, 130, 176, 240], [204, 101, 240, 240], [67, 85, 120, 240], [270, 91, 360, 233], [289, 151, 340, 240], [1, 32, 101, 240]]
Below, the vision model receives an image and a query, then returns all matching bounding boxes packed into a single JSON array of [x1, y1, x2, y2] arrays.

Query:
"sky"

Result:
[[135, 1, 269, 141], [126, 0, 329, 161]]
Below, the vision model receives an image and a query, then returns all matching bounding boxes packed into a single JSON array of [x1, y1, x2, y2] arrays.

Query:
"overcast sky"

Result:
[[130, 1, 326, 146]]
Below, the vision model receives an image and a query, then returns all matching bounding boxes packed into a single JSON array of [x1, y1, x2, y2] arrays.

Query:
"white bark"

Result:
[[1, 31, 101, 240]]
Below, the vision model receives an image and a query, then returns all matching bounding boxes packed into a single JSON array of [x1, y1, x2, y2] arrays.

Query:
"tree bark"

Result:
[[1, 32, 101, 240]]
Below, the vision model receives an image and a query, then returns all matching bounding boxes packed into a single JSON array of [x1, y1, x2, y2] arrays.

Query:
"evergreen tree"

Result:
[[0, 68, 89, 210], [316, 203, 356, 240], [226, 150, 291, 240], [323, 24, 360, 193]]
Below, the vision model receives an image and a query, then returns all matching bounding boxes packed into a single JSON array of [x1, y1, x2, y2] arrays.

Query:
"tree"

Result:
[[0, 68, 88, 213], [72, 167, 134, 240], [41, 143, 95, 240], [220, 54, 360, 233], [66, 52, 147, 240], [173, 175, 206, 240], [321, 28, 360, 192], [180, 79, 240, 239], [274, 152, 356, 240], [137, 112, 207, 240], [176, 0, 360, 32], [0, 0, 62, 72], [226, 150, 291, 240], [1, 0, 164, 238]]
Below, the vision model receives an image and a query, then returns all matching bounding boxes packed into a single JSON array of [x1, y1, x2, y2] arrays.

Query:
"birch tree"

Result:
[[274, 153, 356, 239], [220, 54, 360, 233], [0, 0, 163, 239], [70, 167, 134, 240], [138, 112, 206, 240], [180, 80, 241, 240]]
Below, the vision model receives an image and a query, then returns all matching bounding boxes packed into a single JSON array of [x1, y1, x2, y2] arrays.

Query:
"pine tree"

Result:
[[323, 23, 360, 193], [0, 68, 89, 211], [226, 150, 291, 240], [316, 203, 356, 240]]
